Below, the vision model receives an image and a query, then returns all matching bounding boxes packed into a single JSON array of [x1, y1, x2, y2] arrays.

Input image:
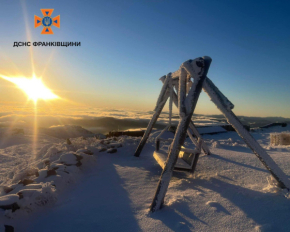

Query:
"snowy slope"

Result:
[[0, 125, 290, 231], [39, 125, 94, 139]]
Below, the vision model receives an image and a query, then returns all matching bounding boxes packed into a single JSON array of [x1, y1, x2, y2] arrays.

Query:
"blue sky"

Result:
[[0, 0, 290, 117]]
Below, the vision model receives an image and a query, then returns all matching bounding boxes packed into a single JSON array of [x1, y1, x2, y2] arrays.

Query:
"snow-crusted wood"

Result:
[[189, 139, 202, 174], [203, 77, 290, 190], [154, 74, 172, 111], [178, 68, 187, 117], [161, 75, 211, 155], [169, 77, 173, 127], [203, 77, 234, 110], [150, 57, 212, 212], [180, 147, 196, 154], [134, 68, 211, 157], [188, 123, 210, 155], [155, 125, 170, 151], [187, 129, 198, 146], [134, 74, 171, 157], [153, 150, 192, 170], [190, 153, 200, 174]]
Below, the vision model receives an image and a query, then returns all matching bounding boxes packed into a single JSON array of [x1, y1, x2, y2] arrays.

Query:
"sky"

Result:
[[0, 0, 290, 118]]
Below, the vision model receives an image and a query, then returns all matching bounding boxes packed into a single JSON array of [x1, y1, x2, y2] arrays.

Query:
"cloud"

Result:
[[0, 105, 224, 134], [1, 103, 287, 134]]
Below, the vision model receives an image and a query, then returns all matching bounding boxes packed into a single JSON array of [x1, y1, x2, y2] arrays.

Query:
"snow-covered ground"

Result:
[[0, 125, 290, 231]]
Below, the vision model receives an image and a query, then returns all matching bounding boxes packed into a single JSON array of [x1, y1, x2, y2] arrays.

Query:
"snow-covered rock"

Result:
[[59, 152, 82, 166], [0, 195, 20, 212], [107, 148, 117, 153]]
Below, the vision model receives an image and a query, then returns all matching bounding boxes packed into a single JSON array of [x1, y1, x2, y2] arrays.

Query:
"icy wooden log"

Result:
[[150, 57, 212, 212], [153, 150, 193, 170], [179, 148, 197, 166], [170, 65, 234, 110], [203, 76, 290, 190], [154, 144, 199, 171], [160, 75, 211, 155], [134, 74, 172, 157], [271, 133, 290, 146]]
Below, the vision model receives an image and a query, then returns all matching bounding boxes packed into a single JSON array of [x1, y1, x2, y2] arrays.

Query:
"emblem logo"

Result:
[[34, 9, 60, 35]]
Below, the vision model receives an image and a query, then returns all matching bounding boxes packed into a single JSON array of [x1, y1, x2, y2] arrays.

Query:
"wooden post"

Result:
[[203, 77, 290, 190], [150, 57, 212, 212], [134, 74, 172, 157], [190, 154, 200, 174], [162, 77, 211, 155], [189, 122, 211, 155], [156, 140, 160, 151]]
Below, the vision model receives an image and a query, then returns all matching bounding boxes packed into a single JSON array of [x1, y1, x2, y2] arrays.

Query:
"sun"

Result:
[[0, 73, 59, 103]]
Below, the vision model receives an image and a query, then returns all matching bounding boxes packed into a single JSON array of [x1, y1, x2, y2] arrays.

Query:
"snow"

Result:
[[0, 195, 19, 206], [0, 125, 290, 231]]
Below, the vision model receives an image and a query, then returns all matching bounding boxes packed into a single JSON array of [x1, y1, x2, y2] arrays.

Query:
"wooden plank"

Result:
[[153, 150, 192, 170]]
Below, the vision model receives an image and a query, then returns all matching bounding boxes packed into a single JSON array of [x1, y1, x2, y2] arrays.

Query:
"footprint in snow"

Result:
[[206, 201, 231, 215]]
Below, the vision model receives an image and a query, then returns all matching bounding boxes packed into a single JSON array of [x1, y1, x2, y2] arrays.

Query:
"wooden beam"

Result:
[[134, 74, 171, 157], [203, 77, 290, 190], [161, 76, 211, 155], [150, 57, 212, 212]]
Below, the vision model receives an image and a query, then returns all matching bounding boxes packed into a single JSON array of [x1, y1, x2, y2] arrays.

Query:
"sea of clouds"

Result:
[[0, 105, 289, 134]]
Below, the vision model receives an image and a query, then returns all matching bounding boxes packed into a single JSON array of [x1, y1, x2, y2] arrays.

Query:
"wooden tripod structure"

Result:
[[134, 56, 290, 212]]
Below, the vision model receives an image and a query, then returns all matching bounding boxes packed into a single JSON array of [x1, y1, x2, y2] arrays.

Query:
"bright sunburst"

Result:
[[0, 74, 59, 103]]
